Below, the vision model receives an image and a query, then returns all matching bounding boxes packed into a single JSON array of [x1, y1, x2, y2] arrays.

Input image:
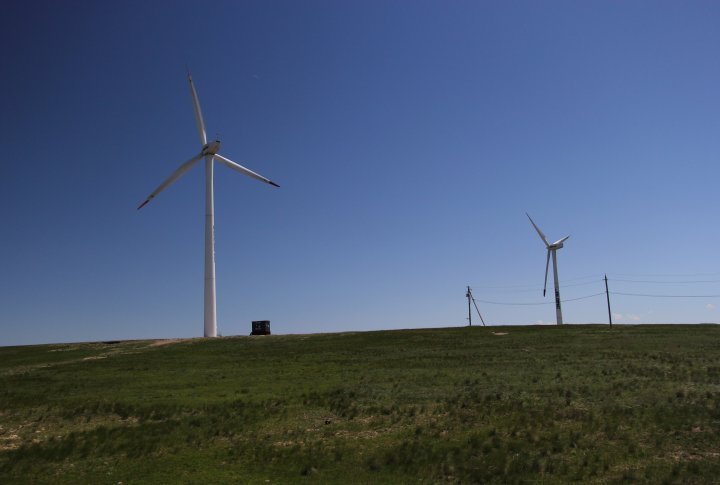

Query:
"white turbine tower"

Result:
[[138, 73, 279, 338], [526, 213, 569, 325]]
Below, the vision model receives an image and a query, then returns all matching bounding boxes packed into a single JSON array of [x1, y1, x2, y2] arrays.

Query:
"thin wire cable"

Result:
[[473, 282, 549, 290], [472, 279, 603, 294], [475, 299, 550, 306], [476, 292, 605, 306], [562, 274, 605, 283], [611, 291, 720, 298], [470, 295, 486, 326], [563, 280, 605, 288], [610, 271, 720, 277], [475, 286, 551, 294], [608, 278, 720, 284], [563, 292, 606, 302], [473, 274, 602, 290]]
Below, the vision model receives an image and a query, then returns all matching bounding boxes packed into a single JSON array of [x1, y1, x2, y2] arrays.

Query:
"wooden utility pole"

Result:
[[466, 286, 472, 326], [604, 274, 612, 327], [465, 286, 486, 327]]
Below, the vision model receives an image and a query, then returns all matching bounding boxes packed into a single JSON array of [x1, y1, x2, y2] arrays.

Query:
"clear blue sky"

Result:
[[2, 1, 719, 346]]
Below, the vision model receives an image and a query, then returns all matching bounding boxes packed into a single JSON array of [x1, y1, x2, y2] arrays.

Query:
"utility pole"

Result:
[[466, 286, 472, 326], [604, 274, 612, 327], [465, 286, 486, 327]]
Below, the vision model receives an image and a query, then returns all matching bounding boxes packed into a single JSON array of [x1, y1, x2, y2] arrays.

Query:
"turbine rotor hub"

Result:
[[202, 140, 221, 156]]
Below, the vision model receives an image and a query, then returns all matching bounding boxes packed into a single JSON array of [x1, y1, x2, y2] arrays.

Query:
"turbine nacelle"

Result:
[[526, 213, 569, 250], [548, 236, 569, 250], [202, 140, 221, 156]]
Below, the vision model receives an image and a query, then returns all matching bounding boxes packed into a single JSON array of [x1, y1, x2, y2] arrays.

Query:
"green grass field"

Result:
[[2, 325, 720, 483]]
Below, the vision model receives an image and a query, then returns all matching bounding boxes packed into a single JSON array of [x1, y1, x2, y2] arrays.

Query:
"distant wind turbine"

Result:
[[526, 213, 569, 325], [138, 73, 280, 338]]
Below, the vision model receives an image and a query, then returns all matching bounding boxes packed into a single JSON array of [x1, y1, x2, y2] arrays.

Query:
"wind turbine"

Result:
[[138, 73, 279, 338], [526, 213, 569, 325]]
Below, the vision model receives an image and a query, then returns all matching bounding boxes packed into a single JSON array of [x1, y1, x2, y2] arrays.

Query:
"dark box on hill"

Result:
[[251, 320, 271, 335]]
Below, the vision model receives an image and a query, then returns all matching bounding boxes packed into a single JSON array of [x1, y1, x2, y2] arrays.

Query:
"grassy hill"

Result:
[[2, 325, 720, 483]]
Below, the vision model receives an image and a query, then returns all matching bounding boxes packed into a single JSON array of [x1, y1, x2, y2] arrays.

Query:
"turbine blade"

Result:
[[137, 153, 202, 209], [543, 249, 550, 297], [552, 235, 570, 246], [188, 73, 207, 146], [526, 213, 550, 247], [214, 153, 280, 188]]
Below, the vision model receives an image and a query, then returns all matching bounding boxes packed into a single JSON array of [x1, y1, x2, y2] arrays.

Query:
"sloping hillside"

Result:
[[2, 325, 720, 483]]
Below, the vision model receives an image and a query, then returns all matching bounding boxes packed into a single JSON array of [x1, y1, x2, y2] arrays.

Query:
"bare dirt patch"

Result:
[[149, 339, 190, 347]]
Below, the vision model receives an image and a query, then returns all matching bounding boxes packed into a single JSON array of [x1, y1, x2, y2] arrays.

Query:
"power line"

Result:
[[608, 278, 720, 284], [473, 286, 551, 294], [552, 274, 603, 283], [472, 282, 552, 290], [563, 280, 604, 288], [469, 272, 720, 312], [561, 292, 606, 302], [474, 299, 552, 306], [471, 279, 603, 294], [476, 292, 605, 306], [472, 274, 602, 290], [610, 291, 720, 298], [609, 271, 720, 278]]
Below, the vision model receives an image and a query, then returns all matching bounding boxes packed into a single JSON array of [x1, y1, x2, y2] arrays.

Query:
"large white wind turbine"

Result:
[[138, 73, 279, 338], [526, 213, 569, 325]]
